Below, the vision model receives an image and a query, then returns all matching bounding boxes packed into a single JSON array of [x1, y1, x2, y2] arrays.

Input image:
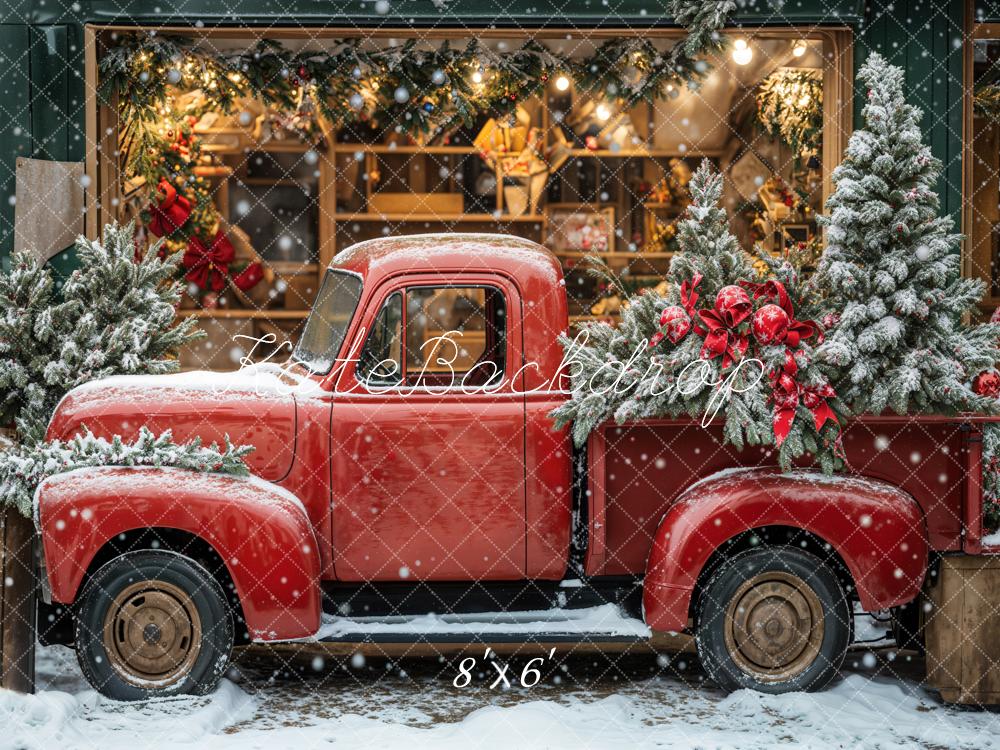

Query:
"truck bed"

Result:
[[584, 415, 995, 577]]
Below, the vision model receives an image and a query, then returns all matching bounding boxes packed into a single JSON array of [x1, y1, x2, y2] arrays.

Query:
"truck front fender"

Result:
[[642, 468, 928, 632], [36, 467, 321, 641]]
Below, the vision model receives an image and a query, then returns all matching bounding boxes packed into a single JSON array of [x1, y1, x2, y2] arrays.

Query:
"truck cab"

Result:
[[36, 234, 992, 701]]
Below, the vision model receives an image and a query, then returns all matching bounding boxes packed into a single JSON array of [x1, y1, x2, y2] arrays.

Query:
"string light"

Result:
[[596, 103, 612, 121], [792, 41, 807, 57], [732, 38, 753, 66], [555, 74, 570, 91], [471, 68, 484, 84]]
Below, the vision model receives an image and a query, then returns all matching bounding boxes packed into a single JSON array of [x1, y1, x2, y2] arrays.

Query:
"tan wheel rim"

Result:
[[102, 579, 202, 689], [722, 570, 825, 683]]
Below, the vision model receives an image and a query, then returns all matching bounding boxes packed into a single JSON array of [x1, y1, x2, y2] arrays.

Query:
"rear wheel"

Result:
[[75, 550, 234, 701], [695, 547, 850, 694]]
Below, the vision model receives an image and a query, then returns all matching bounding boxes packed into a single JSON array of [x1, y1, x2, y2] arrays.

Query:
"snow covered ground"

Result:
[[3, 629, 1000, 750]]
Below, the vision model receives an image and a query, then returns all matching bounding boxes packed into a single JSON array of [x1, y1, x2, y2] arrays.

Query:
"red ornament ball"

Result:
[[714, 285, 752, 327], [658, 305, 692, 344], [974, 370, 1000, 398], [752, 303, 790, 345]]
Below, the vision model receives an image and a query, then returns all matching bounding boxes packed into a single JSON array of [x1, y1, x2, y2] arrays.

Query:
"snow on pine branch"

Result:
[[0, 221, 203, 445], [0, 427, 252, 518]]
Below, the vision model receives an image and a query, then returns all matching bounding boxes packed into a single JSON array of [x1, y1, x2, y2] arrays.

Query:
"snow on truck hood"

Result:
[[49, 367, 302, 482]]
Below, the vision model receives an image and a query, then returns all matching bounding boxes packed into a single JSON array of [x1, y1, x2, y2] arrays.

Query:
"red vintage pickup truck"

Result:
[[35, 234, 999, 701]]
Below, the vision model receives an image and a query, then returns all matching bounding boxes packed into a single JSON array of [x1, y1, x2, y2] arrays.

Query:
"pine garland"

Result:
[[975, 84, 1000, 124], [0, 222, 203, 444], [99, 2, 737, 147], [0, 427, 252, 518]]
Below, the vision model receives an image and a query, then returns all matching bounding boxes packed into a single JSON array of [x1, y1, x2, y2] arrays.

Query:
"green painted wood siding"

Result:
[[857, 0, 965, 218], [0, 26, 30, 269]]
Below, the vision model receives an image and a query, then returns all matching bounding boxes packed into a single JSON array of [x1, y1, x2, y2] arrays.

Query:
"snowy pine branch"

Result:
[[0, 427, 252, 518]]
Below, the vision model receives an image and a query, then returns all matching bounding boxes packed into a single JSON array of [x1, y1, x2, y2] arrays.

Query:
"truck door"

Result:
[[329, 274, 527, 581]]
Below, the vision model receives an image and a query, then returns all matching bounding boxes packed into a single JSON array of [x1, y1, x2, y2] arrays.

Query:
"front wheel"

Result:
[[75, 550, 234, 701], [695, 547, 850, 694]]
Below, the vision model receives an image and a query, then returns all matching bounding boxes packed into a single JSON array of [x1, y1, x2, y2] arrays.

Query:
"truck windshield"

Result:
[[293, 269, 363, 374]]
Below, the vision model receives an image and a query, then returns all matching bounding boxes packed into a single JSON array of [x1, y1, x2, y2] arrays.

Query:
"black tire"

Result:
[[695, 547, 850, 694], [75, 550, 234, 701]]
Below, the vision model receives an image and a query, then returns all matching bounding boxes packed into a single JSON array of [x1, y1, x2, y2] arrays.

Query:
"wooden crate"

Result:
[[0, 506, 36, 693], [925, 554, 1000, 704]]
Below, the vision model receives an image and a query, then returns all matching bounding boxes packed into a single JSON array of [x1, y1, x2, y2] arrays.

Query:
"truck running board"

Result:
[[301, 604, 652, 645]]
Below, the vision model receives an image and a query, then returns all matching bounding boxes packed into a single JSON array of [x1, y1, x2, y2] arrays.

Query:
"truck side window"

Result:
[[405, 286, 506, 388], [357, 292, 403, 386]]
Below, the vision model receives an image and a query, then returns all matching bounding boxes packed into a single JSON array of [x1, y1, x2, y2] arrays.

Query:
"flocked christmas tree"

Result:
[[0, 223, 256, 518], [552, 162, 844, 470], [0, 222, 203, 444], [816, 52, 1000, 416]]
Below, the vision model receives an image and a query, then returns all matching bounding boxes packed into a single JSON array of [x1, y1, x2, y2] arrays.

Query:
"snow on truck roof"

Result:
[[329, 233, 563, 285]]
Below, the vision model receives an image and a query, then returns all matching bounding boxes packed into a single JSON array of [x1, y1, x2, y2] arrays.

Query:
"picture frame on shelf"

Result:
[[545, 204, 616, 254], [781, 223, 812, 249]]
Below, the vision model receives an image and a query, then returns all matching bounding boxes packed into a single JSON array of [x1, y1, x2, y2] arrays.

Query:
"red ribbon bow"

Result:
[[698, 309, 749, 369], [697, 285, 752, 369], [770, 351, 838, 445], [147, 179, 192, 238], [182, 230, 235, 292], [681, 273, 702, 317]]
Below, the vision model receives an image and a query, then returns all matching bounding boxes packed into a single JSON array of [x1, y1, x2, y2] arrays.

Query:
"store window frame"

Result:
[[964, 20, 1000, 311], [82, 24, 854, 249]]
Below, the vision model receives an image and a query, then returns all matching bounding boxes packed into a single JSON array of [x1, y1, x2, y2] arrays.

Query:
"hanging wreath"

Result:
[[756, 69, 823, 164]]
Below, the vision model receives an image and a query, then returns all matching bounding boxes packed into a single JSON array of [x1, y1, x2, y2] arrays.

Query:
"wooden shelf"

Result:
[[569, 313, 620, 323], [241, 177, 315, 187], [177, 309, 311, 319], [566, 148, 720, 159], [193, 165, 234, 178], [334, 212, 546, 223], [337, 144, 479, 155]]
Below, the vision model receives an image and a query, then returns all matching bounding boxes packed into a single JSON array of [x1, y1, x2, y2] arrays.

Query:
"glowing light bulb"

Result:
[[793, 41, 807, 57], [555, 75, 570, 91], [471, 69, 483, 84], [732, 38, 753, 66], [596, 103, 612, 121]]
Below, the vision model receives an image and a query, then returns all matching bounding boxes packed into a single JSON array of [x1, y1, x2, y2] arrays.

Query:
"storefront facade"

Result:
[[0, 0, 983, 367]]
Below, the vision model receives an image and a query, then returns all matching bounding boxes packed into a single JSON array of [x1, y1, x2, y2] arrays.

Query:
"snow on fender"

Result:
[[642, 467, 929, 633], [35, 465, 322, 641]]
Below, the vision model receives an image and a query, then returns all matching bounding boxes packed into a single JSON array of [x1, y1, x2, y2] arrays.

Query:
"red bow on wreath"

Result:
[[698, 285, 752, 369], [183, 230, 235, 292], [147, 179, 192, 238], [770, 350, 838, 445]]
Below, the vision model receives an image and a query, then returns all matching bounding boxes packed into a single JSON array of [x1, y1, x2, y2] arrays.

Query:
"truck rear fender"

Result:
[[641, 468, 929, 633], [35, 467, 321, 641]]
